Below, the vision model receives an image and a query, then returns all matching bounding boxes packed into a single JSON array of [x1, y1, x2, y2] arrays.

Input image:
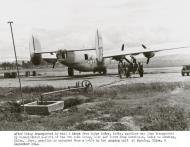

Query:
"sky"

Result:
[[0, 0, 190, 61]]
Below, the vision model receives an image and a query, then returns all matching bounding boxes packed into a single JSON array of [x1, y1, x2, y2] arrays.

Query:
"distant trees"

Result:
[[0, 61, 33, 70], [21, 61, 33, 69], [1, 62, 16, 70], [0, 60, 56, 70]]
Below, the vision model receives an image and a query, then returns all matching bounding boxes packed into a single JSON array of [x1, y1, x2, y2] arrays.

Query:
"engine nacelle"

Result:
[[141, 44, 155, 64], [30, 53, 42, 65], [143, 52, 155, 64], [143, 52, 155, 59]]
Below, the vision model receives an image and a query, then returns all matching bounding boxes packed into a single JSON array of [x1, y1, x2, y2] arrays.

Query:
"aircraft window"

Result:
[[84, 54, 88, 60]]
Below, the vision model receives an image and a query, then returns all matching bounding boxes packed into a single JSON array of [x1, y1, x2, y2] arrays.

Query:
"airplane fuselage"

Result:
[[56, 50, 106, 72]]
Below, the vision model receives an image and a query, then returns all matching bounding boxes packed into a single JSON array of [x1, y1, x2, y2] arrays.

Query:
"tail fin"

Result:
[[95, 30, 103, 62], [29, 35, 42, 65], [29, 35, 42, 55]]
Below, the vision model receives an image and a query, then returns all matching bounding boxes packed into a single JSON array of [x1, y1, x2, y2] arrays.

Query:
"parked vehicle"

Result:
[[181, 65, 190, 76]]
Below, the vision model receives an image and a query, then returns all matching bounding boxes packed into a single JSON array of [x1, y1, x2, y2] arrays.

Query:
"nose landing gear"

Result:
[[68, 67, 74, 76]]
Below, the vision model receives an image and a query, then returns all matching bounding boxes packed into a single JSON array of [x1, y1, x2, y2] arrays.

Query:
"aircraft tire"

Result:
[[102, 68, 107, 75], [118, 69, 123, 78], [125, 68, 130, 78], [68, 67, 74, 76], [138, 63, 144, 77], [119, 72, 123, 79], [118, 63, 122, 78], [139, 71, 143, 77]]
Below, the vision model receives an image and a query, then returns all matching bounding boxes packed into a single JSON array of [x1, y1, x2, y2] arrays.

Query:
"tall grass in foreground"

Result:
[[15, 81, 188, 97], [22, 85, 55, 93], [95, 101, 190, 131], [92, 82, 185, 98], [15, 85, 55, 93], [1, 81, 190, 131], [142, 105, 190, 131]]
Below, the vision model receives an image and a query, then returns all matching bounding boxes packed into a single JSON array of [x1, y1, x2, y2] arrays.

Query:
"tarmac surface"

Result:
[[0, 66, 189, 88]]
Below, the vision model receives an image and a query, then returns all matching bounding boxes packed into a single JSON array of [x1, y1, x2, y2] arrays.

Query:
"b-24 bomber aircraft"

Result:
[[29, 30, 190, 78]]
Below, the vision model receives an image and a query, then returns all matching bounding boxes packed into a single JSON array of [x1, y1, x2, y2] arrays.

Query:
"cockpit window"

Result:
[[84, 54, 88, 60]]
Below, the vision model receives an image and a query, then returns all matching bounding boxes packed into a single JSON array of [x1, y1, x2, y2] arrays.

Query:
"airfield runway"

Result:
[[0, 66, 190, 88]]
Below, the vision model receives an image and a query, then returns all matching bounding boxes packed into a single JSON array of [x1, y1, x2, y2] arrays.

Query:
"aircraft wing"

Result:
[[35, 48, 95, 54], [36, 48, 95, 68], [31, 35, 96, 54], [66, 48, 96, 52], [43, 58, 57, 64], [103, 45, 190, 59]]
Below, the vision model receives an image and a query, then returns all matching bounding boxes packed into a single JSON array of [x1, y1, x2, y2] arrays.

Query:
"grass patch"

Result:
[[75, 122, 105, 131], [109, 123, 131, 131], [92, 82, 183, 98], [96, 100, 146, 120], [20, 85, 55, 93], [0, 101, 28, 123], [96, 101, 133, 121], [0, 81, 190, 131], [142, 105, 190, 131], [124, 82, 182, 92]]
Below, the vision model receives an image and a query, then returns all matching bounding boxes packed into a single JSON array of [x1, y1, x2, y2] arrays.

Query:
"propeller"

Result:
[[142, 44, 147, 49], [121, 44, 124, 51]]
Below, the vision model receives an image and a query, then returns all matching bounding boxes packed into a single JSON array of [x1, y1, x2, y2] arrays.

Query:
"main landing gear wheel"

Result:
[[125, 66, 130, 78], [118, 62, 126, 79], [102, 68, 107, 75], [68, 67, 74, 76], [138, 63, 144, 77], [98, 68, 107, 75], [139, 70, 144, 77]]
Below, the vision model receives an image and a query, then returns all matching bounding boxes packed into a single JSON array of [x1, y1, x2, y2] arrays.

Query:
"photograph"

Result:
[[0, 0, 190, 145]]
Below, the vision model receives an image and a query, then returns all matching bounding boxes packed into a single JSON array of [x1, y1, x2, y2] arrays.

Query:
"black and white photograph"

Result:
[[0, 0, 190, 146]]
